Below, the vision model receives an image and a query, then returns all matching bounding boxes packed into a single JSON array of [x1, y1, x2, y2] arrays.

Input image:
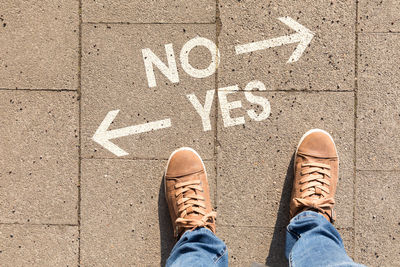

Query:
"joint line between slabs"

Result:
[[214, 0, 221, 212], [78, 0, 83, 265], [83, 21, 216, 25], [358, 31, 400, 34], [0, 222, 79, 227], [0, 88, 77, 92], [356, 169, 400, 172], [353, 0, 359, 259]]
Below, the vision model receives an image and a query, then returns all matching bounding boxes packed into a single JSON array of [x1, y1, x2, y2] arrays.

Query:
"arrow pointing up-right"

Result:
[[235, 16, 315, 63]]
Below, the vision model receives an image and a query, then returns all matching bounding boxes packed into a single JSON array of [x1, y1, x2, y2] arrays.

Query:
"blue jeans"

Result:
[[166, 227, 228, 266], [166, 211, 363, 267], [286, 211, 364, 267]]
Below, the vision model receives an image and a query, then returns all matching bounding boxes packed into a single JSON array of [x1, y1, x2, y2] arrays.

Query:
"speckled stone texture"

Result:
[[0, 0, 400, 266], [82, 0, 216, 23], [81, 159, 216, 266], [355, 171, 400, 265], [0, 0, 79, 89], [216, 92, 354, 229], [217, 0, 356, 91], [81, 24, 217, 160], [218, 226, 355, 266], [357, 33, 400, 170], [358, 0, 400, 33], [0, 225, 79, 266], [0, 91, 79, 224]]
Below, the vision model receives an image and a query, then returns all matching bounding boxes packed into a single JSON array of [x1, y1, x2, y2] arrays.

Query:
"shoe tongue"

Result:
[[185, 213, 203, 221], [304, 155, 324, 164], [181, 201, 203, 221]]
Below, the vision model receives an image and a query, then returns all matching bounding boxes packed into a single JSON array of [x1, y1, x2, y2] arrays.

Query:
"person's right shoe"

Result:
[[290, 129, 339, 223]]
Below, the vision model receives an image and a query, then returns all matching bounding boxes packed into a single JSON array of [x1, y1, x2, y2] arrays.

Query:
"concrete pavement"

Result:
[[0, 0, 399, 266]]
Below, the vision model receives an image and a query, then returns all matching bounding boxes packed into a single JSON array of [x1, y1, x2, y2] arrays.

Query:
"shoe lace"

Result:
[[174, 179, 217, 233], [294, 162, 335, 214]]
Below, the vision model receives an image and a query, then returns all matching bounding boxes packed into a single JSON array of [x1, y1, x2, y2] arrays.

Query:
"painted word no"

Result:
[[142, 36, 271, 131], [142, 36, 219, 88]]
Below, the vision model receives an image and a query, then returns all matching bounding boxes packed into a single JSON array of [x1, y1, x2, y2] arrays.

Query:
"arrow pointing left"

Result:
[[92, 110, 172, 157]]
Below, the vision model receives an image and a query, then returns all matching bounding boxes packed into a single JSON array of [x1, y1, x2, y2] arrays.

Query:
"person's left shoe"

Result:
[[164, 147, 217, 238]]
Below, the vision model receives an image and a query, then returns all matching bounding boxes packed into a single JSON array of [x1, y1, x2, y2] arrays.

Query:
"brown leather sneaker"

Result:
[[164, 147, 217, 238], [290, 129, 339, 223]]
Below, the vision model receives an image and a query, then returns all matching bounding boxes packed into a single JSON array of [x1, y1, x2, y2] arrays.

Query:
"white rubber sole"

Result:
[[164, 147, 208, 193]]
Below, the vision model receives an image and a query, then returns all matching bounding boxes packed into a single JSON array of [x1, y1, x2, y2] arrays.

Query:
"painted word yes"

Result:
[[187, 80, 271, 131], [92, 16, 314, 157]]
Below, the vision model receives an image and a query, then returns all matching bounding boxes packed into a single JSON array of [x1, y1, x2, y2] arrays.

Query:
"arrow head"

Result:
[[278, 16, 315, 63], [93, 110, 172, 157], [234, 16, 314, 63], [92, 110, 130, 157]]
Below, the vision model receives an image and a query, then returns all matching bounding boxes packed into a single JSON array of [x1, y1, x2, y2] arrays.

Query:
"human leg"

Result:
[[164, 147, 228, 267], [166, 227, 227, 266], [286, 211, 364, 267], [286, 129, 364, 267]]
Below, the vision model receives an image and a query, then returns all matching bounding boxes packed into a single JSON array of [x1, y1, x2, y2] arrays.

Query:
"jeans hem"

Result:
[[213, 247, 227, 263], [286, 224, 301, 239]]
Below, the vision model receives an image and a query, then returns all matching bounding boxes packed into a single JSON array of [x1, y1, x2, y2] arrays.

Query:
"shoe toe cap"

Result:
[[166, 148, 205, 177], [297, 130, 337, 158]]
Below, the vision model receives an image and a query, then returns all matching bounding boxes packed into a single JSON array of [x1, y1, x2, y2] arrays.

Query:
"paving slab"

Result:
[[0, 91, 79, 224], [81, 158, 216, 266], [340, 228, 356, 260], [218, 226, 355, 266], [217, 91, 354, 228], [0, 224, 78, 266], [358, 0, 400, 33], [4, 0, 400, 265], [218, 226, 287, 267], [82, 24, 216, 160], [0, 0, 79, 90], [355, 171, 400, 266], [217, 0, 355, 91], [357, 33, 400, 170], [82, 0, 216, 23]]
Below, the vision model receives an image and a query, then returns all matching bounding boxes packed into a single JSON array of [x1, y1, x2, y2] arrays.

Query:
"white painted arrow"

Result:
[[92, 110, 172, 157], [235, 16, 315, 63]]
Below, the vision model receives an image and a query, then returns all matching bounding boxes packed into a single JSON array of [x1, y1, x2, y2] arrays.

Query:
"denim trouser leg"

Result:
[[286, 211, 365, 267], [166, 227, 228, 267]]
